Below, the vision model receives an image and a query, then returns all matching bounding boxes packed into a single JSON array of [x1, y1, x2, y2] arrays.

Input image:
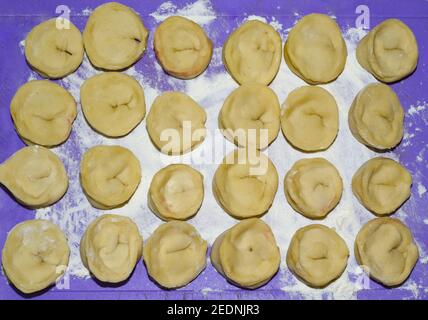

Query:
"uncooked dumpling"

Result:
[[146, 92, 206, 155], [80, 72, 146, 137], [154, 16, 213, 79], [80, 145, 141, 209], [211, 218, 280, 289], [280, 86, 339, 151], [143, 221, 207, 288], [2, 219, 70, 294], [349, 83, 404, 150], [286, 224, 349, 287], [83, 2, 149, 70], [213, 149, 278, 219], [219, 84, 280, 149], [11, 80, 77, 147], [357, 19, 418, 83], [0, 146, 68, 208], [284, 14, 347, 84], [352, 157, 412, 215], [25, 18, 84, 78], [80, 214, 142, 283], [284, 158, 343, 219], [355, 217, 419, 286], [148, 164, 204, 221], [223, 20, 282, 85]]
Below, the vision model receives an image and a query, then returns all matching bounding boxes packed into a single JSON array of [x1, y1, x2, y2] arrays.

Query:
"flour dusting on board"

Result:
[[26, 0, 426, 299]]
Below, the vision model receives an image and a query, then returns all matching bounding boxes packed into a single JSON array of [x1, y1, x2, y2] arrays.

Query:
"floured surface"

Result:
[[0, 0, 427, 300]]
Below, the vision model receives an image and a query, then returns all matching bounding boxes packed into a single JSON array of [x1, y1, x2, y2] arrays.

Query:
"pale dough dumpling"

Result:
[[80, 145, 141, 209], [148, 164, 204, 221], [284, 14, 347, 84], [81, 72, 146, 137], [146, 92, 207, 155], [352, 157, 412, 215], [2, 219, 70, 294], [219, 84, 280, 149], [213, 149, 278, 219], [11, 80, 77, 147], [0, 146, 68, 208], [287, 224, 349, 287], [83, 2, 149, 70], [281, 86, 339, 152], [143, 221, 207, 288], [211, 218, 280, 289], [223, 20, 282, 85], [80, 214, 142, 283], [349, 83, 404, 150], [154, 16, 213, 79], [284, 158, 343, 219], [355, 217, 418, 286], [357, 19, 418, 83], [25, 18, 84, 78]]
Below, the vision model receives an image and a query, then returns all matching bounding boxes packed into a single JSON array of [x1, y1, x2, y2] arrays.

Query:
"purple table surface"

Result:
[[0, 0, 427, 300]]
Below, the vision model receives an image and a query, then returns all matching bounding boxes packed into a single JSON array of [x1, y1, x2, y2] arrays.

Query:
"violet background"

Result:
[[0, 0, 427, 299]]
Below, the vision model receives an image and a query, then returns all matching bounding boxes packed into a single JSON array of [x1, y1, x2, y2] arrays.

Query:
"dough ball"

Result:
[[352, 157, 412, 215], [349, 83, 404, 150], [284, 14, 347, 84], [213, 149, 278, 219], [80, 145, 141, 209], [25, 18, 84, 78], [2, 219, 70, 294], [355, 217, 418, 286], [223, 20, 282, 85], [280, 86, 339, 152], [211, 218, 280, 289], [81, 72, 146, 137], [83, 2, 149, 70], [154, 16, 213, 79], [284, 158, 343, 219], [148, 164, 204, 221], [80, 214, 142, 283], [146, 92, 206, 155], [286, 224, 349, 287], [0, 146, 68, 208], [143, 221, 207, 288], [10, 80, 77, 147], [356, 19, 418, 83], [219, 84, 281, 149]]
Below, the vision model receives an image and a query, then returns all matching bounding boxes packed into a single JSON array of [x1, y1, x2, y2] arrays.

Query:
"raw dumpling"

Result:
[[0, 146, 68, 208], [148, 164, 204, 221], [10, 80, 77, 147], [80, 214, 142, 283], [356, 19, 418, 83], [286, 224, 349, 287], [154, 16, 213, 79], [349, 83, 404, 150], [284, 14, 347, 84], [219, 84, 281, 149], [2, 219, 70, 294], [280, 86, 339, 152], [284, 158, 343, 219], [83, 2, 149, 70], [146, 92, 206, 155], [25, 18, 84, 78], [213, 149, 278, 219], [80, 145, 141, 209], [80, 72, 146, 137], [211, 218, 280, 289], [223, 20, 282, 85], [355, 217, 419, 286], [143, 221, 207, 288], [352, 157, 412, 215]]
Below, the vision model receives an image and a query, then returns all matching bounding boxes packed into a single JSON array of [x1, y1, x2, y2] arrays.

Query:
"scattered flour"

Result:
[[417, 182, 427, 197], [149, 0, 216, 25]]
